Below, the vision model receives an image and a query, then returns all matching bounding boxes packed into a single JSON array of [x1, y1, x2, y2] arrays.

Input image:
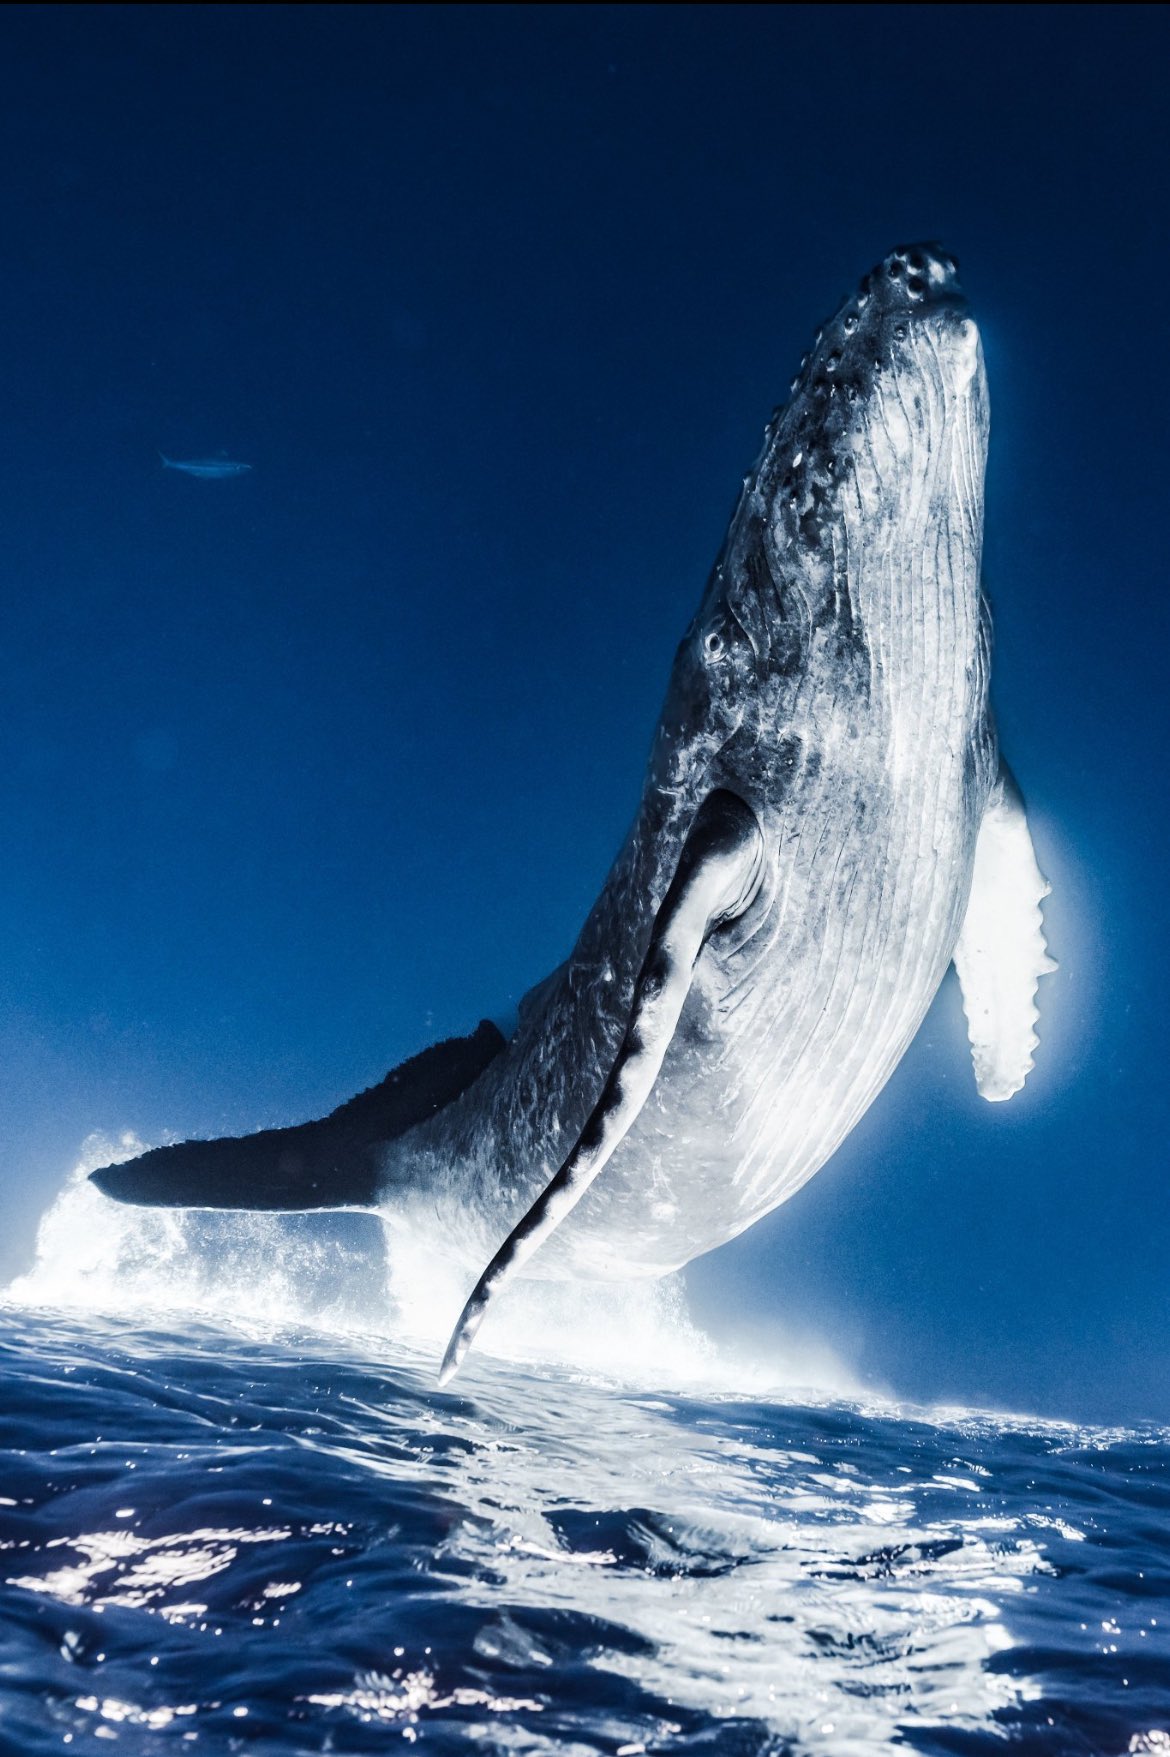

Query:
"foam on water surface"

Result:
[[4, 1146, 1168, 1755], [0, 1301, 1166, 1756]]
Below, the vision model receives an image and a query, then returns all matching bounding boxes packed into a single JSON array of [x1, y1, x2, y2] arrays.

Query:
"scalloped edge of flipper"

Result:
[[953, 767, 1056, 1102]]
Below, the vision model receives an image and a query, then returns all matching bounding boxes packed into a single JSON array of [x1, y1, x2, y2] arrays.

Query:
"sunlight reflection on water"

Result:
[[2, 1147, 1168, 1754]]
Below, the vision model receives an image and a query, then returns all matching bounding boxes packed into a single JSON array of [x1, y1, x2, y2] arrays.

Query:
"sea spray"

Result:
[[7, 1134, 858, 1399], [7, 1133, 387, 1333]]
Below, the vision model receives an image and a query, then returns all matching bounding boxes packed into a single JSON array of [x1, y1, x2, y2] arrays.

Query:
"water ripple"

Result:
[[0, 1307, 1167, 1754]]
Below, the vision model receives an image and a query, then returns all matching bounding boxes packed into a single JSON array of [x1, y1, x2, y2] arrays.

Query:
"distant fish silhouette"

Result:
[[159, 451, 252, 479]]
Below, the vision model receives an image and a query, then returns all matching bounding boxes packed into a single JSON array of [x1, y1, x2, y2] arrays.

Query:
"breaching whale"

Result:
[[95, 246, 1054, 1382]]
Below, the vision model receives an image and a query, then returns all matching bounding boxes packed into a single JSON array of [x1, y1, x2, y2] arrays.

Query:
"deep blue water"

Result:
[[2, 1295, 1167, 1757]]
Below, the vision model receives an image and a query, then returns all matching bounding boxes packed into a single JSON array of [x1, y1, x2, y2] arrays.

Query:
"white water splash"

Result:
[[6, 1134, 859, 1400], [6, 1133, 387, 1333], [382, 1222, 860, 1399]]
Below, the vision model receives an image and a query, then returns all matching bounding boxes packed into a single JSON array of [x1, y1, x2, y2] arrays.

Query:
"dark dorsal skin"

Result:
[[93, 246, 1022, 1378], [90, 1021, 504, 1210]]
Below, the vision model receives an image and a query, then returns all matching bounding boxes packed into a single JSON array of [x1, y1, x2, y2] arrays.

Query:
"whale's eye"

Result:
[[695, 625, 723, 664], [893, 323, 907, 340]]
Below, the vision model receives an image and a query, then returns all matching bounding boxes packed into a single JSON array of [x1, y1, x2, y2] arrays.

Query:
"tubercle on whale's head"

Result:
[[702, 247, 985, 669], [650, 246, 990, 803], [761, 242, 989, 563]]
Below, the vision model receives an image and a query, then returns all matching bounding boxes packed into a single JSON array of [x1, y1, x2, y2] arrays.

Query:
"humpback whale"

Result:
[[95, 246, 1054, 1382]]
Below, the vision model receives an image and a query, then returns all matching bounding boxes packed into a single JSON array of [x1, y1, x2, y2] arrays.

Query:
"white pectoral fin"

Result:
[[438, 789, 765, 1384], [953, 765, 1057, 1102]]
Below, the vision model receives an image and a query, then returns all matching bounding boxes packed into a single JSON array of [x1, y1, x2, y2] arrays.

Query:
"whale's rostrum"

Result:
[[91, 245, 1054, 1381]]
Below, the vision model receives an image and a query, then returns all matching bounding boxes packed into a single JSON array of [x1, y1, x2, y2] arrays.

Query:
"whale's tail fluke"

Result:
[[89, 1020, 505, 1213]]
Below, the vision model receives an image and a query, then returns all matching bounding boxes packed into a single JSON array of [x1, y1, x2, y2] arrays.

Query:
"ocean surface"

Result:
[[1, 1153, 1168, 1757]]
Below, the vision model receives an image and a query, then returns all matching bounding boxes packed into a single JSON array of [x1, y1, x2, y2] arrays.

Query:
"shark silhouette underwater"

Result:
[[95, 245, 1054, 1382]]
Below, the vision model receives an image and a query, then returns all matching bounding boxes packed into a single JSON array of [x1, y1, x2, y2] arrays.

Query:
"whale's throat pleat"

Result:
[[705, 366, 988, 1226]]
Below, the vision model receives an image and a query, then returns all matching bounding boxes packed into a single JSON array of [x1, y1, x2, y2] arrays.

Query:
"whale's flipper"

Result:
[[439, 791, 765, 1384], [953, 766, 1056, 1102], [89, 1020, 506, 1211]]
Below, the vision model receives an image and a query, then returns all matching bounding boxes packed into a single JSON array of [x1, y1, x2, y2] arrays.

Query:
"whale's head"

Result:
[[659, 244, 989, 798], [772, 241, 986, 551], [772, 242, 983, 555]]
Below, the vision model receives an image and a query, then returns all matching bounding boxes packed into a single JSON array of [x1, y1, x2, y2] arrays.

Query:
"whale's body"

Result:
[[95, 247, 1053, 1375]]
